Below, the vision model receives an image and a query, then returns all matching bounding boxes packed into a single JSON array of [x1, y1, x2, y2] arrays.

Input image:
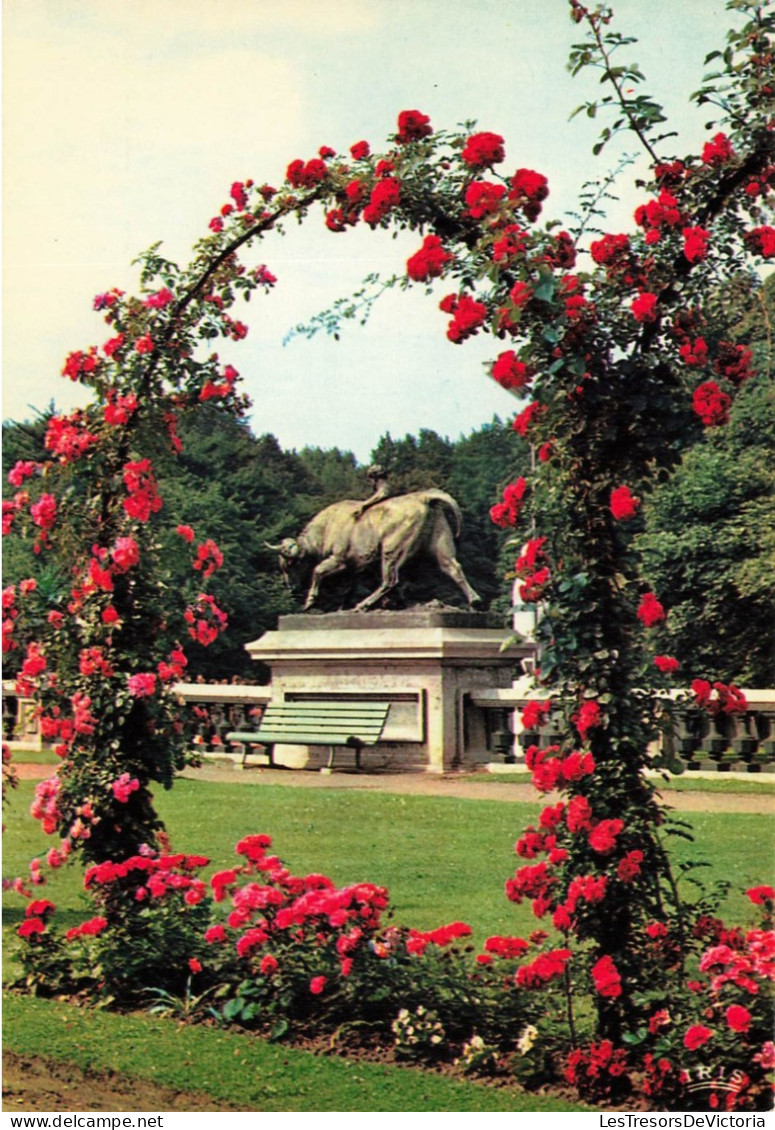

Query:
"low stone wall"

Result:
[[5, 678, 774, 775], [471, 685, 775, 774]]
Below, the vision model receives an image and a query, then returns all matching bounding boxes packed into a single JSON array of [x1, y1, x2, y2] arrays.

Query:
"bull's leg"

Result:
[[434, 526, 481, 606], [438, 554, 481, 607], [354, 556, 401, 612], [304, 555, 348, 609]]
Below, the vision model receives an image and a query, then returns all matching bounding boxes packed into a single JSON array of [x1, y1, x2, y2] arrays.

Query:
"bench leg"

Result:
[[237, 742, 275, 769]]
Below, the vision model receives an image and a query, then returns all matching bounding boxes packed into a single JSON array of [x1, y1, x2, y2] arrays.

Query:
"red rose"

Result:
[[512, 402, 545, 437], [111, 537, 140, 573], [461, 131, 505, 169], [637, 592, 666, 627], [684, 1024, 714, 1050], [520, 699, 551, 730], [30, 494, 57, 531], [692, 380, 731, 426], [745, 225, 775, 258], [446, 293, 488, 343], [683, 226, 710, 263], [588, 818, 624, 855], [406, 235, 453, 282], [610, 485, 640, 520], [464, 180, 507, 219], [702, 132, 734, 166], [592, 954, 622, 998], [350, 140, 370, 160], [127, 672, 156, 698], [573, 700, 602, 740], [509, 168, 549, 219], [566, 796, 593, 834], [396, 109, 432, 143], [726, 1005, 751, 1033], [747, 885, 775, 904], [714, 341, 754, 385], [590, 232, 630, 266], [491, 351, 533, 392], [631, 292, 658, 323], [680, 337, 709, 368]]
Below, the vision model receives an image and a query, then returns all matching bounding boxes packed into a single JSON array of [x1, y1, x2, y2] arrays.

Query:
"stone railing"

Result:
[[172, 683, 272, 753], [4, 678, 774, 773], [469, 685, 775, 774], [2, 680, 42, 749], [0, 680, 272, 756]]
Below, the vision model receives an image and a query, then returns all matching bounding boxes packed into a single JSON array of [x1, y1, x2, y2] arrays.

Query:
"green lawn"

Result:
[[2, 996, 589, 1112], [3, 777, 771, 1113], [3, 777, 771, 938]]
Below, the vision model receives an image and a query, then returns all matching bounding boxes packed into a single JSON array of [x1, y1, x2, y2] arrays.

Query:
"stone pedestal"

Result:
[[246, 609, 529, 773]]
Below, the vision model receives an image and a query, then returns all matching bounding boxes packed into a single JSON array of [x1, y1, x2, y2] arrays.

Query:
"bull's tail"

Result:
[[414, 490, 463, 537]]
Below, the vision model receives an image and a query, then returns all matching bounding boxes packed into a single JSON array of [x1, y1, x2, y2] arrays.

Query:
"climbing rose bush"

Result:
[[4, 0, 773, 1110]]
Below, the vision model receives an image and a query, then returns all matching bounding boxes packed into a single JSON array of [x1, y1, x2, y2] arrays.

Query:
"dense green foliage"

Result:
[[3, 411, 520, 676], [639, 276, 775, 687]]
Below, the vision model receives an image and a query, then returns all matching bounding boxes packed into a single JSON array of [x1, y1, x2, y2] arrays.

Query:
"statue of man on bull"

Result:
[[265, 465, 480, 613]]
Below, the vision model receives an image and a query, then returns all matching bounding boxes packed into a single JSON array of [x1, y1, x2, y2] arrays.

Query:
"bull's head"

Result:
[[264, 538, 302, 588]]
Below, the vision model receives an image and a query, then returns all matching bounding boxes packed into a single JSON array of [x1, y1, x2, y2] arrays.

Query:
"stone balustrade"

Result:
[[470, 685, 775, 774], [172, 683, 271, 753], [3, 677, 773, 774]]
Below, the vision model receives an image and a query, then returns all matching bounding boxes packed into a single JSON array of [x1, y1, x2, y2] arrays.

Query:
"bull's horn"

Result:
[[264, 541, 284, 551]]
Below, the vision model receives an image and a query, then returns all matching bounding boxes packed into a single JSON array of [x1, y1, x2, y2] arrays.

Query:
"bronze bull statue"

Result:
[[266, 489, 480, 612]]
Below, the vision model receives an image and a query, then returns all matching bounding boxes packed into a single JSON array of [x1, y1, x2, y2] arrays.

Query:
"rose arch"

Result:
[[4, 1, 774, 1064]]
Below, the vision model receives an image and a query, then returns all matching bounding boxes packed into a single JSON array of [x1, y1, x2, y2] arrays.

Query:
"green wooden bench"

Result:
[[225, 700, 390, 771]]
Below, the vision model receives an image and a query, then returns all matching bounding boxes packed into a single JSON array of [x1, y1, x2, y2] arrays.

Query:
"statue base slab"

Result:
[[246, 609, 531, 773]]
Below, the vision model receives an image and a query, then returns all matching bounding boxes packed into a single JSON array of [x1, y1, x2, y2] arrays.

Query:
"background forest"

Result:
[[3, 276, 773, 687]]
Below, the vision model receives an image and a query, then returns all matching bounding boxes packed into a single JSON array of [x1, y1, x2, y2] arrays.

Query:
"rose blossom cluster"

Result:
[[691, 679, 748, 715], [204, 833, 467, 989], [184, 593, 228, 647], [489, 477, 528, 528]]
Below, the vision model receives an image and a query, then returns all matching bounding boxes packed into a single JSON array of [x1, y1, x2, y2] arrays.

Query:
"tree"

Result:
[[638, 274, 775, 686]]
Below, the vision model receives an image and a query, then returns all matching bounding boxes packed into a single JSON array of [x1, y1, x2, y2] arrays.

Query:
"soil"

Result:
[[5, 759, 772, 1111], [2, 1050, 244, 1112]]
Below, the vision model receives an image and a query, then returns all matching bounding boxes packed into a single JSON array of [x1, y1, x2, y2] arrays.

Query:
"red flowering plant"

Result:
[[194, 833, 542, 1047], [13, 842, 213, 1002], [619, 891, 775, 1111], [1, 187, 296, 869], [286, 0, 773, 1086]]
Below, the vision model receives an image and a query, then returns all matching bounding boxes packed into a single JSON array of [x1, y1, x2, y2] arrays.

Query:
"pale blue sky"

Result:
[[3, 0, 729, 461]]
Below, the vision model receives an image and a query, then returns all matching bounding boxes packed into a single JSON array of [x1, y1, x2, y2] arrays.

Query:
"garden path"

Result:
[[12, 759, 773, 813], [180, 762, 774, 814]]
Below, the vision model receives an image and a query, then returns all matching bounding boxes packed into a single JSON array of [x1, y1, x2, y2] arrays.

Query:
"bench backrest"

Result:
[[256, 701, 390, 747]]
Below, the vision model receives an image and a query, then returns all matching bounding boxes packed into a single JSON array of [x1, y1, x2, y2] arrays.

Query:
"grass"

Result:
[[477, 770, 775, 795], [3, 777, 772, 937], [4, 747, 60, 765], [2, 996, 589, 1112], [3, 775, 772, 1112]]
